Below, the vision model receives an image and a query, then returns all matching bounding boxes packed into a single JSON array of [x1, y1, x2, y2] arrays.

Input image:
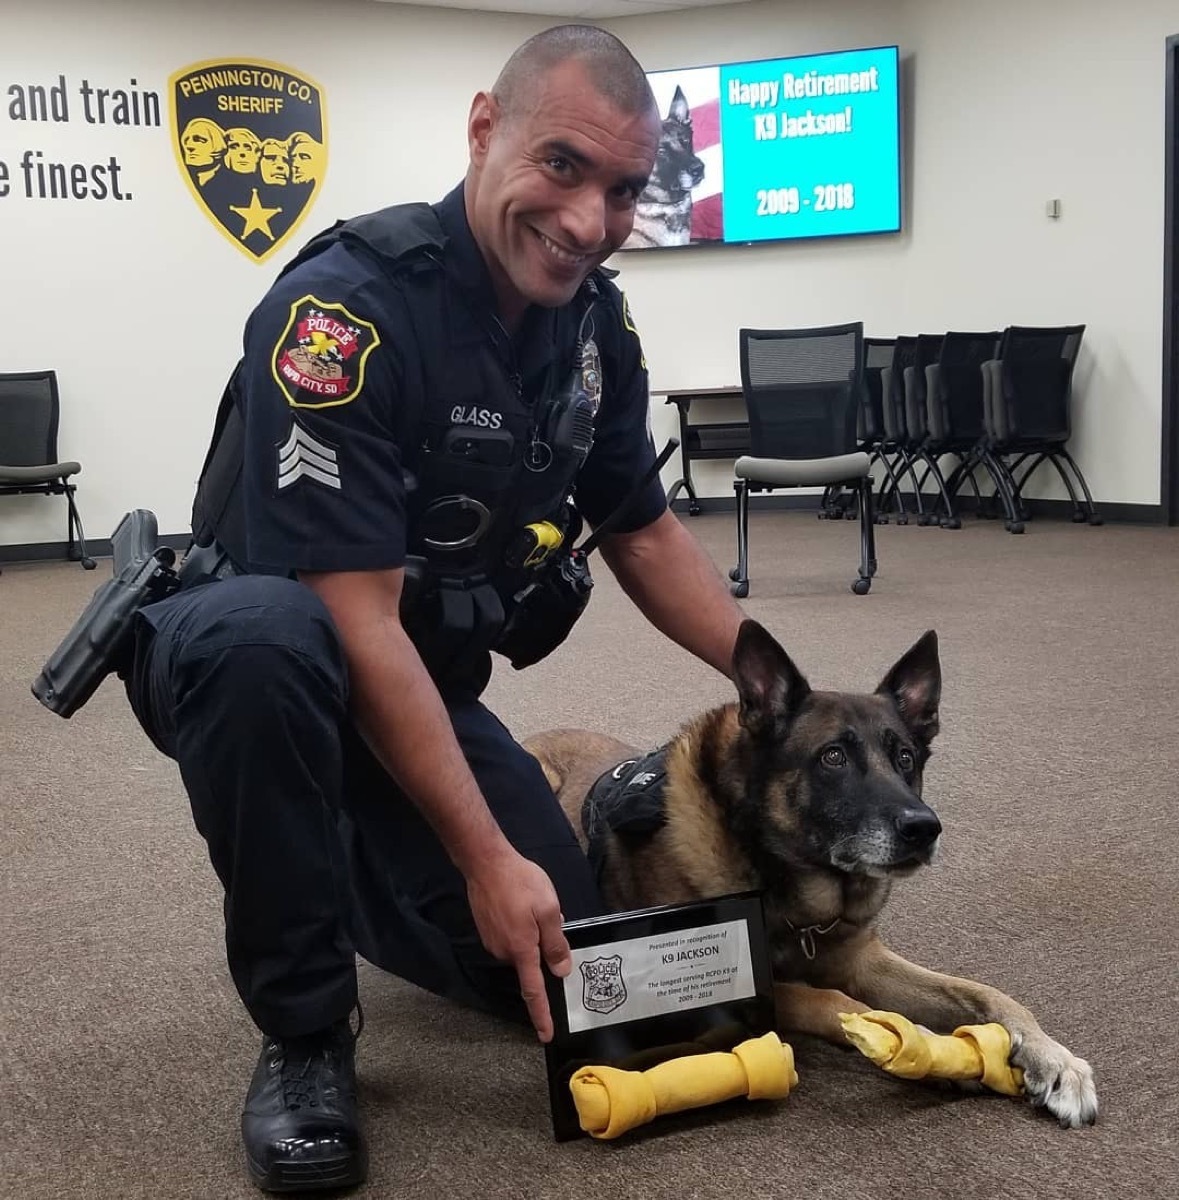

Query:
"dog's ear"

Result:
[[876, 630, 941, 746], [669, 86, 690, 123], [732, 620, 811, 737]]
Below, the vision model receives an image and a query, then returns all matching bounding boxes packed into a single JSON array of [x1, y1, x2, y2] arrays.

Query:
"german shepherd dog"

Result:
[[525, 620, 1097, 1127], [626, 86, 705, 249]]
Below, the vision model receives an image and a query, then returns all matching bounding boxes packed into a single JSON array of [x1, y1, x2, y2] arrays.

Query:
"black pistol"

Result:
[[32, 509, 180, 718]]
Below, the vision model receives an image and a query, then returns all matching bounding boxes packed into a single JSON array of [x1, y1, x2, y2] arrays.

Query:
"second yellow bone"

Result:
[[839, 1010, 1024, 1096]]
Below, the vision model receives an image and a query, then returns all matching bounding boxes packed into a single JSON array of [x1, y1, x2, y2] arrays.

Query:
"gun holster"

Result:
[[32, 509, 181, 718]]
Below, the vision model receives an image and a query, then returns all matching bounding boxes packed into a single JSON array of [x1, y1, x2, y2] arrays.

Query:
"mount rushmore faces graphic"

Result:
[[170, 59, 327, 262]]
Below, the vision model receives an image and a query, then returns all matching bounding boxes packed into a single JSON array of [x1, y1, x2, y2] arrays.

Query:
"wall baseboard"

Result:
[[0, 496, 1165, 566], [0, 532, 190, 566], [670, 493, 1165, 523]]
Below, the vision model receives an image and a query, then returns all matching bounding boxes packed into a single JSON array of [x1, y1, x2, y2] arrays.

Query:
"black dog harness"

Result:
[[581, 747, 669, 886]]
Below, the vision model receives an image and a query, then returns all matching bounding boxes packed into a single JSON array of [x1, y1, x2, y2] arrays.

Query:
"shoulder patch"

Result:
[[621, 292, 647, 371], [271, 294, 381, 408]]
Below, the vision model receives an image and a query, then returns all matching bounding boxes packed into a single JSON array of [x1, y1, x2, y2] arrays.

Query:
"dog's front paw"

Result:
[[1010, 1032, 1097, 1128]]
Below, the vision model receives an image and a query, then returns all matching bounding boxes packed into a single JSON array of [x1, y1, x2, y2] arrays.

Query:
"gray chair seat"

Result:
[[0, 461, 81, 484], [736, 451, 869, 488]]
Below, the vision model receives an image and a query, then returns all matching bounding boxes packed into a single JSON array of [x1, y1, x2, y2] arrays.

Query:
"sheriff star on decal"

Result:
[[230, 189, 283, 241]]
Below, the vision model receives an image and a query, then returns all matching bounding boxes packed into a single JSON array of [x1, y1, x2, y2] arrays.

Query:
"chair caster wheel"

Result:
[[81, 556, 97, 570], [896, 516, 909, 526], [851, 578, 871, 595], [688, 503, 702, 516], [1006, 521, 1025, 534], [1088, 515, 1104, 526], [875, 515, 889, 525], [1071, 511, 1087, 523], [728, 566, 740, 581], [731, 580, 750, 599], [942, 518, 962, 530], [918, 515, 936, 527]]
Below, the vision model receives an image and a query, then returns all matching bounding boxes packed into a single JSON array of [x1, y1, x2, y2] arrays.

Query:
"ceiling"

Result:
[[371, 0, 754, 20]]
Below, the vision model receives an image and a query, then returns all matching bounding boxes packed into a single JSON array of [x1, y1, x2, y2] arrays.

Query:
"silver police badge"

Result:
[[579, 954, 627, 1015], [580, 336, 603, 416]]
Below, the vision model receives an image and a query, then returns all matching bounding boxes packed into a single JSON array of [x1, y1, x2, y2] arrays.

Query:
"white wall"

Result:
[[1, 0, 1173, 552]]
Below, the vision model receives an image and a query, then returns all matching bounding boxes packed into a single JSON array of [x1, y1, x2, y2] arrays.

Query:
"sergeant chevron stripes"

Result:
[[277, 422, 341, 490]]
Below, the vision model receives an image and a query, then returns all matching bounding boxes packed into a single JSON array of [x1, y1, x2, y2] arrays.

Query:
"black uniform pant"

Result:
[[126, 574, 604, 1038]]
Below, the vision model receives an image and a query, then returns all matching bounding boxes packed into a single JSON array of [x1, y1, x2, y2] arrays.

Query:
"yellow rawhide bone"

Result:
[[569, 1032, 798, 1140], [839, 1010, 1024, 1096]]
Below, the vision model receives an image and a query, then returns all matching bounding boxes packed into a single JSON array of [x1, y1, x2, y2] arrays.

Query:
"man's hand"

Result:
[[465, 850, 573, 1043]]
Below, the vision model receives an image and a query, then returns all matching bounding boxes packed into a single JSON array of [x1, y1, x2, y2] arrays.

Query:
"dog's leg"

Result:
[[846, 938, 1097, 1127], [774, 982, 871, 1042]]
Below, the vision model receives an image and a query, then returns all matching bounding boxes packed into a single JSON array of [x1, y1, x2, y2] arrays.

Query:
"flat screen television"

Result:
[[623, 45, 901, 251]]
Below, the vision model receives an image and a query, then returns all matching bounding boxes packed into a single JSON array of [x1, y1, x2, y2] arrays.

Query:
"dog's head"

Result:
[[728, 619, 942, 879], [646, 86, 705, 204]]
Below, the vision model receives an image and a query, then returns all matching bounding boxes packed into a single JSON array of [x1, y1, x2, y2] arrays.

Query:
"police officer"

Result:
[[126, 25, 746, 1193]]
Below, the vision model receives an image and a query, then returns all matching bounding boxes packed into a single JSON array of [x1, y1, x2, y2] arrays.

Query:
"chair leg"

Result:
[[852, 476, 875, 594], [729, 479, 750, 598], [64, 481, 96, 570], [1055, 448, 1103, 525]]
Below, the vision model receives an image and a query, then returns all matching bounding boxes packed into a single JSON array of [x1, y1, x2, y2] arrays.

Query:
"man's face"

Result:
[[260, 141, 290, 184], [466, 59, 659, 325], [182, 123, 218, 167], [226, 131, 260, 173], [290, 138, 322, 184]]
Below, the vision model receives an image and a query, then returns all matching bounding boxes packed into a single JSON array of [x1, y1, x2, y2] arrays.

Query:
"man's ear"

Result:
[[876, 630, 941, 747], [732, 620, 811, 739], [468, 91, 498, 165]]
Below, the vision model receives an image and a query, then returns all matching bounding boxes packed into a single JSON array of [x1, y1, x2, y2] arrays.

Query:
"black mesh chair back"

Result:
[[882, 335, 917, 442], [905, 334, 943, 443], [0, 371, 60, 468], [934, 330, 1002, 445], [739, 323, 863, 460], [860, 337, 894, 443], [997, 324, 1085, 443]]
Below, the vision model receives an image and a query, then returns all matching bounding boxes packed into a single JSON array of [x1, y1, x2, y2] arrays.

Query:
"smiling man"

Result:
[[123, 24, 747, 1193]]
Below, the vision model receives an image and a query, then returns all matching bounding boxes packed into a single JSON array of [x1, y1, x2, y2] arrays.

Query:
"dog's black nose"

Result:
[[896, 808, 942, 847]]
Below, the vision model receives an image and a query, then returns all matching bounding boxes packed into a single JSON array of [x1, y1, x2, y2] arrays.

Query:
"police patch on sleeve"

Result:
[[271, 294, 381, 408]]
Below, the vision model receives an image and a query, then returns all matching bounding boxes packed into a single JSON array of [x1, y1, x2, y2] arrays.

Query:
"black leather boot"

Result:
[[241, 1010, 367, 1193]]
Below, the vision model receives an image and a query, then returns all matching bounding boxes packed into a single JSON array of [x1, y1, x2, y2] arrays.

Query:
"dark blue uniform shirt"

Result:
[[235, 183, 666, 577]]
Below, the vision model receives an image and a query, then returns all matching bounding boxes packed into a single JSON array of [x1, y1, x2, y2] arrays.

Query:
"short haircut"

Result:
[[493, 24, 655, 123]]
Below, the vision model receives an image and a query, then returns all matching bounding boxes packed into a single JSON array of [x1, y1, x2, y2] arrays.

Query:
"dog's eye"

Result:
[[897, 747, 916, 773], [821, 746, 846, 768]]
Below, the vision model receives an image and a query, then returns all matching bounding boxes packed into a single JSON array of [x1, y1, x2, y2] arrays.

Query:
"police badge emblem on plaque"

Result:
[[169, 58, 327, 262], [579, 955, 627, 1015]]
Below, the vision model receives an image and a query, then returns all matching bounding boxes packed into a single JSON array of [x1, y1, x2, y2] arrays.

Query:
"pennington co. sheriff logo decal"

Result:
[[169, 58, 327, 262], [272, 296, 381, 409]]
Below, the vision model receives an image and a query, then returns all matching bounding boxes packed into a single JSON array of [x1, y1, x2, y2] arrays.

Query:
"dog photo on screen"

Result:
[[627, 85, 706, 249]]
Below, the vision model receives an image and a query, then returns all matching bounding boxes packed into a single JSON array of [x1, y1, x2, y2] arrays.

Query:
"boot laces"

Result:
[[278, 1005, 363, 1112]]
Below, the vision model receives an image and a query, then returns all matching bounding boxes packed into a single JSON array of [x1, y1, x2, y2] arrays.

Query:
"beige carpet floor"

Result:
[[3, 509, 1178, 1198]]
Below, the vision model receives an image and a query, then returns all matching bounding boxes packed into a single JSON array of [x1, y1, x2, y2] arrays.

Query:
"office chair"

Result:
[[982, 324, 1100, 526], [729, 323, 876, 596], [0, 370, 95, 569]]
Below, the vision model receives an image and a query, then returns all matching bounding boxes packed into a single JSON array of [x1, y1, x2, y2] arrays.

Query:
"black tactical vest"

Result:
[[190, 203, 596, 687]]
